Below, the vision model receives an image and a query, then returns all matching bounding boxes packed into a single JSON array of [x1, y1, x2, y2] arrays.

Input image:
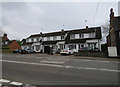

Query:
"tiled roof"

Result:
[[28, 27, 101, 39]]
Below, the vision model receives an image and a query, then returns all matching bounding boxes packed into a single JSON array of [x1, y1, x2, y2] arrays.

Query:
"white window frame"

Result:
[[79, 33, 84, 38], [53, 36, 57, 40], [47, 37, 50, 41], [61, 35, 64, 40], [89, 32, 95, 38], [31, 38, 34, 42], [36, 37, 39, 42], [70, 34, 75, 39]]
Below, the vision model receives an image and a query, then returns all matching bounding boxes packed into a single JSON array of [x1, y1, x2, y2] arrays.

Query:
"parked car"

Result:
[[60, 48, 74, 55], [20, 49, 27, 54], [56, 49, 61, 54], [26, 49, 35, 53], [12, 49, 21, 53]]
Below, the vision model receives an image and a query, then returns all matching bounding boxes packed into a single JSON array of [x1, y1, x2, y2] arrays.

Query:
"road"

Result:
[[1, 53, 119, 85]]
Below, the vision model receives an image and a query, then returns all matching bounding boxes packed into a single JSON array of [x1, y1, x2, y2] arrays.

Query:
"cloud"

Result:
[[2, 2, 118, 42]]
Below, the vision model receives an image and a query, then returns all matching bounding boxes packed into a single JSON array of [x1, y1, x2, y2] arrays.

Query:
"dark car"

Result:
[[13, 49, 21, 53], [20, 49, 28, 54], [20, 49, 35, 54], [56, 49, 61, 54]]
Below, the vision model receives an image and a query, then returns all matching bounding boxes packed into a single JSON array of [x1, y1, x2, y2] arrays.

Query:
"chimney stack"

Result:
[[4, 33, 7, 37], [61, 29, 64, 32], [40, 32, 42, 35], [86, 26, 88, 28], [110, 8, 114, 22]]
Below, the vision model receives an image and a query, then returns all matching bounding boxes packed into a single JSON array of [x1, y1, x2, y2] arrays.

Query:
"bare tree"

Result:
[[0, 26, 4, 37], [101, 20, 110, 44]]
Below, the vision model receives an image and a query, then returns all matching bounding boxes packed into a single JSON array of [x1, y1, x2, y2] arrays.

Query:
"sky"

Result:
[[1, 1, 119, 43]]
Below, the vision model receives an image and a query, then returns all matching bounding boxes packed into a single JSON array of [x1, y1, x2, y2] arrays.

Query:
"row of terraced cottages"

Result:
[[21, 26, 102, 53]]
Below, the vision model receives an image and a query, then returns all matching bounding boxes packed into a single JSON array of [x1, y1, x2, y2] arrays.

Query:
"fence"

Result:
[[74, 52, 107, 58]]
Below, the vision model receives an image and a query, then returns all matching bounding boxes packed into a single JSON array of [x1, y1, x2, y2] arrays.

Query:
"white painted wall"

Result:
[[34, 38, 37, 42], [29, 38, 32, 42], [76, 44, 79, 52]]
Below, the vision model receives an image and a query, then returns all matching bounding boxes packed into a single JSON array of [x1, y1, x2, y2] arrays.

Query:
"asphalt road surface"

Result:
[[1, 53, 119, 85]]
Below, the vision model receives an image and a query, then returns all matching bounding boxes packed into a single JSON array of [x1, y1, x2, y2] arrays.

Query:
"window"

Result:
[[36, 38, 39, 42], [60, 44, 65, 50], [61, 35, 64, 40], [53, 36, 57, 40], [70, 34, 75, 39], [79, 44, 84, 49], [69, 44, 76, 49], [89, 33, 95, 38], [94, 43, 96, 48], [47, 37, 50, 41], [81, 44, 84, 48], [31, 38, 34, 42], [79, 34, 84, 38], [5, 41, 8, 45]]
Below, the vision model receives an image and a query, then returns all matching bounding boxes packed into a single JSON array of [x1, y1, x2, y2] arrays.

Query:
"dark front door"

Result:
[[44, 46, 50, 53]]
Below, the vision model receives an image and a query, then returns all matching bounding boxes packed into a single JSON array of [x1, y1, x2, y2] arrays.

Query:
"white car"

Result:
[[60, 48, 74, 55]]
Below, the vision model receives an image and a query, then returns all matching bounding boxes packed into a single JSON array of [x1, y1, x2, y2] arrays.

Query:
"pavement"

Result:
[[1, 53, 120, 85]]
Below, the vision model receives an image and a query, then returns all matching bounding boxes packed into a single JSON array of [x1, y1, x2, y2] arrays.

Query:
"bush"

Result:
[[2, 47, 9, 49]]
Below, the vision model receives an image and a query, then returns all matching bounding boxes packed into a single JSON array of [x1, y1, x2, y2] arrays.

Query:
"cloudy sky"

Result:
[[1, 1, 119, 42]]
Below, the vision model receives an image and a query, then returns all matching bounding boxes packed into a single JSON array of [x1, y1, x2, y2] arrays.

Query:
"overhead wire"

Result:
[[91, 0, 100, 26]]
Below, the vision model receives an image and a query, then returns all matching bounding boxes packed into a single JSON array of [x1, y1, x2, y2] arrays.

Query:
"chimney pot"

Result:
[[61, 29, 64, 32], [40, 32, 42, 34], [4, 33, 7, 36], [86, 26, 88, 28]]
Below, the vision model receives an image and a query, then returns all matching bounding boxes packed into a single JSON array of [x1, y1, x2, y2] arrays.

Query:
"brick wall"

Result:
[[110, 28, 116, 46]]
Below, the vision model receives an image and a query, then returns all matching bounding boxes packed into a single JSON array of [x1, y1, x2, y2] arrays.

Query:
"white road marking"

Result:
[[79, 59, 119, 63], [4, 55, 119, 63], [40, 60, 65, 64], [1, 60, 120, 72], [0, 79, 10, 83], [10, 81, 23, 86]]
